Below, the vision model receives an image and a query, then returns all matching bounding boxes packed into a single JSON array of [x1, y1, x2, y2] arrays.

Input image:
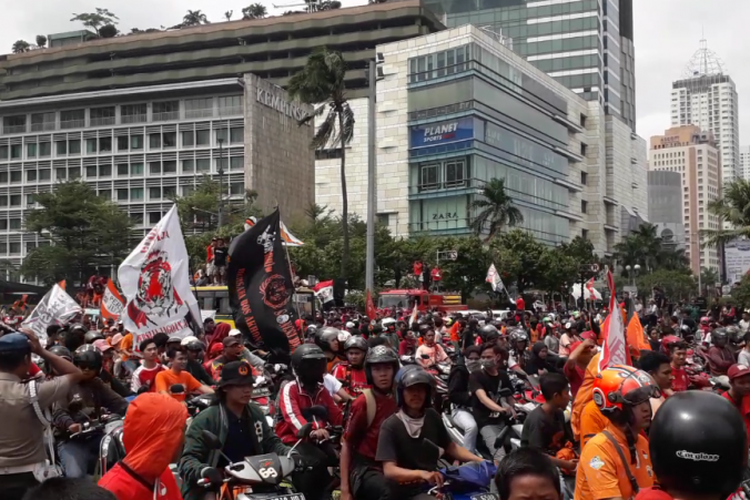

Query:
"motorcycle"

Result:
[[96, 415, 126, 477]]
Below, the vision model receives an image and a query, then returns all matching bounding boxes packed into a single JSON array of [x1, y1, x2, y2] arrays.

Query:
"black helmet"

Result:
[[184, 340, 204, 352], [479, 324, 499, 338], [290, 344, 327, 372], [650, 391, 747, 498], [364, 345, 399, 386], [343, 336, 368, 352], [712, 328, 728, 343], [306, 325, 318, 338], [73, 344, 103, 373], [48, 345, 72, 361], [69, 323, 87, 336], [315, 327, 340, 352], [85, 331, 105, 344], [396, 366, 435, 409]]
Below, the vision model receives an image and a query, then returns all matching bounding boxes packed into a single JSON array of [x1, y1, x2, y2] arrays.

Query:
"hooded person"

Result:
[[524, 342, 559, 376], [98, 393, 188, 500], [206, 323, 232, 353]]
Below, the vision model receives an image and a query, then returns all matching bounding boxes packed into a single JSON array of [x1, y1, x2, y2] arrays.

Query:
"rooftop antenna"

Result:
[[478, 25, 513, 50], [682, 31, 725, 78]]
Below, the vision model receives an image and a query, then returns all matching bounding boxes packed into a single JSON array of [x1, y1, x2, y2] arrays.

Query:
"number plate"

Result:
[[262, 494, 305, 500], [470, 494, 498, 500], [252, 387, 271, 398]]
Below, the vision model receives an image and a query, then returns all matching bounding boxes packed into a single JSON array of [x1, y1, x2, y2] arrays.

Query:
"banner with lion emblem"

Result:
[[118, 204, 201, 347], [228, 208, 301, 364]]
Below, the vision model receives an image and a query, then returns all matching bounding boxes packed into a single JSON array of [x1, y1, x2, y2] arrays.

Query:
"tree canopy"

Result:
[[70, 8, 119, 36], [470, 178, 523, 242]]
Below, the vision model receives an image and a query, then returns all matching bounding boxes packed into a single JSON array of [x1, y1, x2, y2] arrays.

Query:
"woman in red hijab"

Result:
[[203, 342, 224, 373], [206, 322, 232, 353]]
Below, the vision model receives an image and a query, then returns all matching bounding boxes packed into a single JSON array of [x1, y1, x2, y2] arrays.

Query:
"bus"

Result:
[[192, 285, 316, 327]]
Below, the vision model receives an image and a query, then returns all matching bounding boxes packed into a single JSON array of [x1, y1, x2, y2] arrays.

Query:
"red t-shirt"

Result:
[[516, 297, 526, 311], [722, 391, 750, 439], [670, 366, 689, 392], [635, 486, 673, 500], [343, 391, 398, 462], [28, 363, 41, 377], [563, 363, 585, 398], [332, 364, 369, 397], [99, 463, 181, 500]]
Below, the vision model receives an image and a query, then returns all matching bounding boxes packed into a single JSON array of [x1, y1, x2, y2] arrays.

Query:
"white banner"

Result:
[[21, 284, 82, 343], [485, 263, 505, 292], [118, 205, 201, 346]]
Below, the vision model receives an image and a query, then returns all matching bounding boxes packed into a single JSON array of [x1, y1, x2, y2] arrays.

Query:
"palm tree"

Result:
[[630, 223, 662, 270], [11, 40, 30, 54], [182, 10, 209, 26], [705, 178, 750, 246], [470, 178, 524, 242], [242, 3, 268, 19], [288, 48, 355, 279]]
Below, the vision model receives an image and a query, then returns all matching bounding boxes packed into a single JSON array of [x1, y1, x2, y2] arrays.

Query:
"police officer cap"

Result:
[[0, 332, 31, 355]]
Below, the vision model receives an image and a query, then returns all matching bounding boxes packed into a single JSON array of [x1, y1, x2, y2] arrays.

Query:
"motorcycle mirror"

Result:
[[201, 430, 222, 450], [296, 422, 313, 439]]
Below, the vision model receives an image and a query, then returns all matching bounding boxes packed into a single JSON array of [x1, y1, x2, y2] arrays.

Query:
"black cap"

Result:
[[0, 332, 30, 355], [219, 361, 254, 387], [222, 336, 241, 348]]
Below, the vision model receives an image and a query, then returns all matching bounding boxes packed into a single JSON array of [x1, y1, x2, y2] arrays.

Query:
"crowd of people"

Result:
[[0, 296, 749, 500]]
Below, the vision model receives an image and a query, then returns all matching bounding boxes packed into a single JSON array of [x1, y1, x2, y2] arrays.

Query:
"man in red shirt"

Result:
[[563, 338, 595, 398], [333, 336, 369, 398], [340, 345, 400, 500], [665, 338, 689, 392], [721, 364, 750, 438]]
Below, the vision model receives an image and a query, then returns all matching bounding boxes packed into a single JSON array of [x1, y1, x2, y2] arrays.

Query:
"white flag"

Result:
[[485, 263, 505, 292], [22, 285, 82, 343], [118, 205, 201, 347]]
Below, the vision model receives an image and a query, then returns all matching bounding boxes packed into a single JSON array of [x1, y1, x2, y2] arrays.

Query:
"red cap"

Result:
[[581, 330, 597, 341], [728, 364, 750, 380]]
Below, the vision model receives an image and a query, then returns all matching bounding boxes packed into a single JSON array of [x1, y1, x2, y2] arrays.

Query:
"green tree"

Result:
[[71, 8, 119, 36], [21, 181, 133, 286], [436, 237, 491, 302], [490, 229, 547, 293], [731, 274, 750, 309], [242, 3, 268, 19], [224, 10, 233, 21], [705, 178, 750, 246], [11, 40, 30, 54], [288, 47, 355, 279], [182, 10, 210, 26], [35, 35, 47, 48], [537, 247, 578, 297], [99, 24, 119, 38], [470, 178, 523, 242], [636, 269, 696, 302]]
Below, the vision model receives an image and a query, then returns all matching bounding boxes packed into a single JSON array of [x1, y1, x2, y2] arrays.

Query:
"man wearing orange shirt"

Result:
[[155, 349, 214, 403], [575, 365, 658, 500]]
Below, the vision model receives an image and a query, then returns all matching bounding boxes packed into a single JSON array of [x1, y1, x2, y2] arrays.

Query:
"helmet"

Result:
[[48, 345, 72, 362], [725, 325, 742, 343], [444, 317, 454, 327], [85, 331, 105, 344], [592, 365, 660, 414], [73, 344, 103, 373], [479, 324, 499, 338], [396, 366, 435, 409], [69, 323, 87, 336], [337, 329, 352, 344], [315, 327, 340, 352], [712, 328, 728, 343], [364, 345, 399, 386], [184, 339, 205, 352], [660, 335, 684, 355], [306, 325, 318, 338], [510, 329, 528, 344], [381, 318, 396, 328], [343, 336, 368, 352], [290, 344, 327, 373], [650, 391, 747, 498]]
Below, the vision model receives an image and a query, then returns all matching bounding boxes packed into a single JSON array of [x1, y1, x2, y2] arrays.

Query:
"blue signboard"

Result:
[[410, 117, 474, 149]]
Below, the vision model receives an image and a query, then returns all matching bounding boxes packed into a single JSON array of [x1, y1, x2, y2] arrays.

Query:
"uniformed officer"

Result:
[[0, 329, 84, 500]]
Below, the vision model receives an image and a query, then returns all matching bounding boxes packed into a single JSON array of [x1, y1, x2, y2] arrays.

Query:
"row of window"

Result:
[[0, 127, 244, 161], [532, 54, 601, 75], [523, 34, 600, 57]]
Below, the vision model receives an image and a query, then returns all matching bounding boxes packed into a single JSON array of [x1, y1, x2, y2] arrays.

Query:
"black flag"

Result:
[[227, 209, 301, 363]]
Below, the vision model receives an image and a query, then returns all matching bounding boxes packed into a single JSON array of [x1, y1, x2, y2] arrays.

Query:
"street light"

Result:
[[217, 135, 225, 228], [625, 264, 641, 286], [365, 53, 385, 293]]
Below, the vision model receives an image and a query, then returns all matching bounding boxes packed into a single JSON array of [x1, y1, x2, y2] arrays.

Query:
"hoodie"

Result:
[[99, 393, 188, 500]]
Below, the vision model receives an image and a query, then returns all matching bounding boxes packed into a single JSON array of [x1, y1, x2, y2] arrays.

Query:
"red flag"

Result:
[[58, 280, 66, 291], [365, 290, 377, 320], [598, 268, 631, 370], [585, 277, 595, 293]]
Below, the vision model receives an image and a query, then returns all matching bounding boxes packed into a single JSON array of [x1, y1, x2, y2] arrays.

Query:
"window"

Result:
[[68, 167, 80, 179], [86, 138, 97, 154], [131, 163, 144, 175], [420, 164, 439, 191], [182, 159, 194, 173], [153, 101, 179, 121], [185, 98, 214, 119], [215, 128, 228, 144], [149, 212, 162, 224], [230, 156, 243, 171], [56, 168, 66, 180], [230, 182, 244, 195], [580, 114, 587, 127], [117, 136, 129, 151], [196, 159, 210, 172], [39, 169, 50, 180], [0, 220, 6, 231], [27, 143, 37, 158], [163, 132, 176, 148], [86, 166, 98, 178], [30, 112, 55, 132], [230, 127, 244, 144], [131, 135, 144, 150], [90, 107, 115, 127], [10, 195, 20, 206], [581, 171, 588, 185], [218, 95, 242, 115], [0, 196, 6, 206], [117, 189, 129, 200], [98, 190, 111, 200], [121, 103, 147, 124], [130, 213, 144, 225], [39, 142, 51, 157], [149, 133, 161, 149], [26, 194, 36, 206], [196, 130, 210, 146], [130, 188, 144, 201], [10, 145, 21, 159], [9, 243, 21, 254], [69, 139, 81, 155], [377, 214, 390, 226], [182, 131, 195, 147], [444, 160, 466, 187], [0, 172, 7, 183], [149, 162, 161, 174], [582, 228, 589, 240], [98, 165, 111, 177], [99, 137, 112, 152], [163, 186, 176, 199], [0, 146, 7, 160], [56, 140, 67, 155], [117, 164, 129, 176], [149, 187, 161, 199], [9, 218, 21, 230], [10, 171, 21, 183], [3, 115, 26, 134], [163, 161, 176, 173], [580, 143, 588, 156], [60, 109, 85, 129], [581, 200, 588, 213], [26, 170, 37, 182]]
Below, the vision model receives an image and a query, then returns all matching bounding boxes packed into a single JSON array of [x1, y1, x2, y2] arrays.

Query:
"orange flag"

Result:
[[101, 279, 125, 321], [58, 280, 66, 291], [626, 314, 650, 352], [365, 290, 377, 321]]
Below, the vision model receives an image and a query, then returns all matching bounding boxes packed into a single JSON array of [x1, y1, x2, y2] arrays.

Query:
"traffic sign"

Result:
[[590, 263, 600, 273]]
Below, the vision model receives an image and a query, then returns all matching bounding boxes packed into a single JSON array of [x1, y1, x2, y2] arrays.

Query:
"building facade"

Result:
[[647, 170, 686, 252], [671, 40, 739, 184], [316, 26, 649, 256], [740, 145, 750, 180], [422, 0, 637, 130], [649, 125, 721, 274], [0, 75, 314, 273]]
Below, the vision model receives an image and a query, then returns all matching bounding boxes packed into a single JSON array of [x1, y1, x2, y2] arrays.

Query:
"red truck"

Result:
[[377, 289, 468, 313]]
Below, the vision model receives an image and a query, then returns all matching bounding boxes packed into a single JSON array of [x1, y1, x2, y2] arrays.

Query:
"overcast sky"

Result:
[[0, 0, 747, 143]]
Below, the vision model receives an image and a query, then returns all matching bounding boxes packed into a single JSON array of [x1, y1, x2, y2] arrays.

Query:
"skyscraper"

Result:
[[423, 0, 637, 130], [671, 39, 739, 185], [740, 145, 750, 180]]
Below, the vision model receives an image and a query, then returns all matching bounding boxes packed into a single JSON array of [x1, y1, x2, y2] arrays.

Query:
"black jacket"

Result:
[[447, 361, 471, 407], [187, 358, 215, 386]]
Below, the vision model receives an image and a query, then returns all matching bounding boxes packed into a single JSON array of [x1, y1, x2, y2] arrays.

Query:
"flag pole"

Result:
[[283, 240, 303, 340]]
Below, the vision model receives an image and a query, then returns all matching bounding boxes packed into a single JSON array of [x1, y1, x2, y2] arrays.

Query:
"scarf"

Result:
[[396, 409, 425, 438]]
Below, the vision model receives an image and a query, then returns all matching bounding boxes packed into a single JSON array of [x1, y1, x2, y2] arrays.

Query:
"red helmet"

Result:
[[592, 365, 661, 414], [661, 335, 685, 355]]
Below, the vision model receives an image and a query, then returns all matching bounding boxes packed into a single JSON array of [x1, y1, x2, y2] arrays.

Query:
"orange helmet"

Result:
[[592, 364, 661, 414]]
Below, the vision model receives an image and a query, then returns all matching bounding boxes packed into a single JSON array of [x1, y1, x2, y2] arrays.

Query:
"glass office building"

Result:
[[423, 0, 636, 130], [406, 42, 583, 245]]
